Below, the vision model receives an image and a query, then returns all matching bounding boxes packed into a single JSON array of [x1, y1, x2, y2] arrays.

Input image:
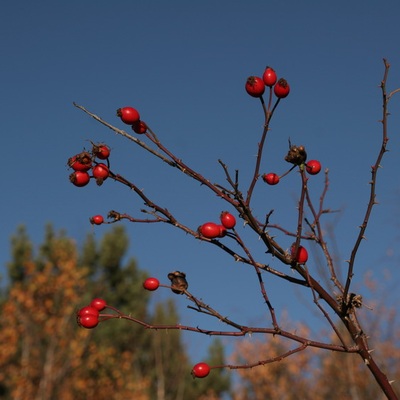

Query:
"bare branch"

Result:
[[342, 58, 391, 312]]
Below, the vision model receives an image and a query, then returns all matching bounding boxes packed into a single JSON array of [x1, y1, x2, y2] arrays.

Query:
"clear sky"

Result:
[[1, 1, 400, 363]]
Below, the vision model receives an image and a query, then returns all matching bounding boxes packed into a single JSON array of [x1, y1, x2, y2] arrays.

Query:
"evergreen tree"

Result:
[[201, 339, 230, 398], [7, 225, 32, 283], [0, 224, 231, 399]]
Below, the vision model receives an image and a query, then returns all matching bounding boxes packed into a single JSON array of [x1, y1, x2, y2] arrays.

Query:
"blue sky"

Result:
[[1, 1, 400, 364]]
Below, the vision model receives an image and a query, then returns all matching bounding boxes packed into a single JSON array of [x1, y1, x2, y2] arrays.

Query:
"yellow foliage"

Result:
[[0, 236, 150, 400], [232, 324, 316, 400], [232, 315, 400, 400]]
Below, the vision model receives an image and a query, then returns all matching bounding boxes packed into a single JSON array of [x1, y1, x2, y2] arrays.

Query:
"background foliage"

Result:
[[0, 226, 229, 399]]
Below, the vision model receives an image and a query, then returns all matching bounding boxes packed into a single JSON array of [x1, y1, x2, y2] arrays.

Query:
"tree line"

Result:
[[0, 224, 398, 399]]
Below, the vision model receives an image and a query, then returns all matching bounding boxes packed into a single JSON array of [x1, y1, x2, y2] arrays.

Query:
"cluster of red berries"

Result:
[[77, 298, 107, 329], [68, 105, 147, 225], [117, 106, 147, 134], [198, 211, 237, 239], [68, 142, 111, 187], [244, 67, 322, 185], [72, 69, 313, 379], [245, 66, 290, 99], [76, 285, 212, 377]]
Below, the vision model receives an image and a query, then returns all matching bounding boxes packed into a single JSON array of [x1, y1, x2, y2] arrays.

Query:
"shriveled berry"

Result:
[[68, 152, 92, 171], [93, 144, 111, 160], [285, 144, 307, 166]]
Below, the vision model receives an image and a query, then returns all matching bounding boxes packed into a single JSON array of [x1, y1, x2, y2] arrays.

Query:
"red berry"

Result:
[[192, 362, 211, 378], [90, 215, 104, 225], [274, 78, 290, 98], [291, 245, 308, 264], [78, 314, 99, 329], [132, 120, 148, 134], [245, 76, 265, 98], [262, 66, 277, 87], [117, 107, 140, 125], [68, 152, 92, 172], [77, 306, 100, 329], [90, 298, 107, 311], [306, 160, 322, 175], [93, 144, 111, 160], [262, 173, 280, 185], [199, 222, 221, 239], [78, 306, 100, 318], [70, 171, 90, 187], [143, 277, 160, 291], [220, 211, 236, 229], [217, 225, 227, 238], [92, 164, 109, 180]]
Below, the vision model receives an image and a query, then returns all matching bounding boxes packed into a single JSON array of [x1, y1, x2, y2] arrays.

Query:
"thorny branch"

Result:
[[73, 102, 238, 208], [303, 168, 344, 292], [106, 170, 309, 287], [99, 293, 358, 354], [74, 59, 399, 399], [342, 59, 392, 313]]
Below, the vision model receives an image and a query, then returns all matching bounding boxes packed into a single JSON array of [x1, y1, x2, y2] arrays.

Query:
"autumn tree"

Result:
[[147, 301, 230, 400], [0, 225, 229, 400], [233, 305, 400, 399], [232, 323, 315, 400], [69, 60, 399, 399], [313, 270, 400, 400], [0, 225, 148, 399]]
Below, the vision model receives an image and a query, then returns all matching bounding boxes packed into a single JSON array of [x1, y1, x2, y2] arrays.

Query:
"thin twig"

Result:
[[342, 59, 391, 312]]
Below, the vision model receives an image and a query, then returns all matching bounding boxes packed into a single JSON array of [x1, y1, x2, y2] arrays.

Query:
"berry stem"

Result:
[[245, 97, 281, 205]]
